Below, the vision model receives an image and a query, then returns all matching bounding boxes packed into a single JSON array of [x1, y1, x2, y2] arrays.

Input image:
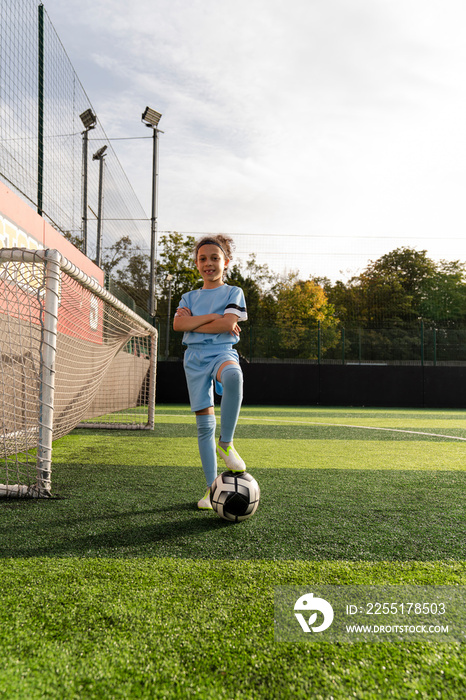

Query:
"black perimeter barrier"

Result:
[[156, 361, 466, 409]]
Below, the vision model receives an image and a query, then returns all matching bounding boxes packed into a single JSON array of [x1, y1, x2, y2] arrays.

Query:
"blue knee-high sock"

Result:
[[196, 414, 217, 487], [219, 364, 243, 444]]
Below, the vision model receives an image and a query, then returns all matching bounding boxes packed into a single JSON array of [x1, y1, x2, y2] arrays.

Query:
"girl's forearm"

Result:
[[193, 316, 238, 334], [173, 313, 220, 332]]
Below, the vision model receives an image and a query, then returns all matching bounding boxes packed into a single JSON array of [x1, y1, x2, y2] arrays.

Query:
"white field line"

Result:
[[154, 414, 466, 442], [238, 417, 466, 442]]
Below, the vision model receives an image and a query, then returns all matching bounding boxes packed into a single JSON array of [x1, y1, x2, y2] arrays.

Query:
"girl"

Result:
[[173, 235, 248, 509]]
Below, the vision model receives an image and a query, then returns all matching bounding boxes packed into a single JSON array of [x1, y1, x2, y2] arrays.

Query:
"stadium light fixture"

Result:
[[141, 107, 163, 317], [80, 109, 97, 130], [92, 145, 107, 268], [92, 145, 107, 161], [141, 107, 162, 128], [79, 109, 97, 257]]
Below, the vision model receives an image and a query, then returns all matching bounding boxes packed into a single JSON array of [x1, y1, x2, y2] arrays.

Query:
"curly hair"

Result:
[[193, 234, 235, 262]]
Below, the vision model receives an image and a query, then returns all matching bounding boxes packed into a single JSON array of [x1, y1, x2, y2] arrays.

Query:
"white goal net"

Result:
[[0, 248, 157, 498]]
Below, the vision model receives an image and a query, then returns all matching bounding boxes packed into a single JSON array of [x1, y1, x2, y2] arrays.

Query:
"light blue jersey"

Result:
[[178, 284, 247, 347]]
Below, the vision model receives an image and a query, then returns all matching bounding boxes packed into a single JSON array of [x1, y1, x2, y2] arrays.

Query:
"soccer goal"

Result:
[[0, 248, 157, 498]]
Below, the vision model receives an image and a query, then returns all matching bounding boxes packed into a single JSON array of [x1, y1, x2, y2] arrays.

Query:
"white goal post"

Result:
[[0, 248, 157, 498]]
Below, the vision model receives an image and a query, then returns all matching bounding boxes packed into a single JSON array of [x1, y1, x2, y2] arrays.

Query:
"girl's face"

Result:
[[196, 244, 229, 288]]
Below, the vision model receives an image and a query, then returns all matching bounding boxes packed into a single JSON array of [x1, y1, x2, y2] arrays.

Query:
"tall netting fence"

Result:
[[232, 322, 466, 366], [0, 0, 150, 260], [3, 0, 466, 368], [0, 249, 157, 498], [160, 320, 466, 366]]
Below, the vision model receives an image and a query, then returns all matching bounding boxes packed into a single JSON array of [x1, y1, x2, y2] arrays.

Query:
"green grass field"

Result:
[[1, 405, 466, 698]]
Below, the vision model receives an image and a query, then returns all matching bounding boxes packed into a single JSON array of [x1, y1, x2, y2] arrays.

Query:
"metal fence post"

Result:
[[420, 319, 424, 366], [37, 3, 44, 216], [316, 321, 321, 364]]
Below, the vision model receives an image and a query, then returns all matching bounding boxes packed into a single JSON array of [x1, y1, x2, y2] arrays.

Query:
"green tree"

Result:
[[324, 247, 466, 362], [226, 253, 277, 324], [270, 273, 339, 359], [156, 231, 199, 313], [100, 236, 150, 311], [224, 254, 278, 359], [361, 247, 437, 324], [101, 235, 133, 276], [101, 232, 201, 320], [327, 247, 439, 327], [115, 250, 150, 310], [420, 259, 466, 323]]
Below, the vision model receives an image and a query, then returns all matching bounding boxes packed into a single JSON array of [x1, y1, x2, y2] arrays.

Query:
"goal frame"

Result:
[[0, 247, 157, 498]]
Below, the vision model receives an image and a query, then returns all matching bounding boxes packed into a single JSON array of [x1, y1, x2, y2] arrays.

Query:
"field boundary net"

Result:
[[0, 247, 157, 498]]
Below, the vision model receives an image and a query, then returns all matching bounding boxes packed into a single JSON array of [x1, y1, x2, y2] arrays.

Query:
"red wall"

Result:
[[0, 182, 105, 343]]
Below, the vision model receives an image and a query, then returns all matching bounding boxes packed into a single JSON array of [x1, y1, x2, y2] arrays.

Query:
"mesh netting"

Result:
[[0, 0, 150, 258], [0, 259, 43, 491], [79, 336, 153, 428], [0, 250, 156, 496]]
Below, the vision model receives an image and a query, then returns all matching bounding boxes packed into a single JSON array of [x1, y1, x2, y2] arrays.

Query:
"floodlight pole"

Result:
[[142, 107, 163, 318], [93, 146, 107, 268], [81, 129, 90, 255], [149, 124, 160, 317], [37, 3, 44, 217], [80, 110, 97, 256]]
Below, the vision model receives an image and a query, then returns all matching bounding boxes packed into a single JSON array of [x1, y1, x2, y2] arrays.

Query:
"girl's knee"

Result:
[[216, 360, 239, 382], [220, 363, 243, 388], [220, 363, 243, 390]]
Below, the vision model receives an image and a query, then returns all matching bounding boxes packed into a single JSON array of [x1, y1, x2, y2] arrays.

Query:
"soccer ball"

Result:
[[210, 471, 260, 523]]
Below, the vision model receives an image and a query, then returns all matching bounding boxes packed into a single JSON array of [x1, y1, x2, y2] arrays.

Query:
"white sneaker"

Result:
[[216, 444, 246, 472], [197, 488, 212, 509]]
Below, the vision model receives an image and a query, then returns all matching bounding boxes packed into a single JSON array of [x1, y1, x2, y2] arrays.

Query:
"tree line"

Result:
[[67, 231, 466, 360]]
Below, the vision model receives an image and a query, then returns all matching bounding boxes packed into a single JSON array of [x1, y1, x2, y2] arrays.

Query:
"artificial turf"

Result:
[[1, 405, 466, 698]]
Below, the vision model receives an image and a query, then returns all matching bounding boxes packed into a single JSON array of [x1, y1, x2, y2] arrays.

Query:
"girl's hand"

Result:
[[175, 307, 192, 317], [231, 322, 241, 337]]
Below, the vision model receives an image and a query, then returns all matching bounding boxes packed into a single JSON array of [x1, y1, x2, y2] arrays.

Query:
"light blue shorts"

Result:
[[183, 343, 240, 412]]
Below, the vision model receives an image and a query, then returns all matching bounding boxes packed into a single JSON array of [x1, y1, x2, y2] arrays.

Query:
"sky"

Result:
[[41, 0, 466, 281]]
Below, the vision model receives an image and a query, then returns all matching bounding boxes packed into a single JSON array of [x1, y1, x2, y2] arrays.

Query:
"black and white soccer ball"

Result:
[[210, 471, 260, 523]]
